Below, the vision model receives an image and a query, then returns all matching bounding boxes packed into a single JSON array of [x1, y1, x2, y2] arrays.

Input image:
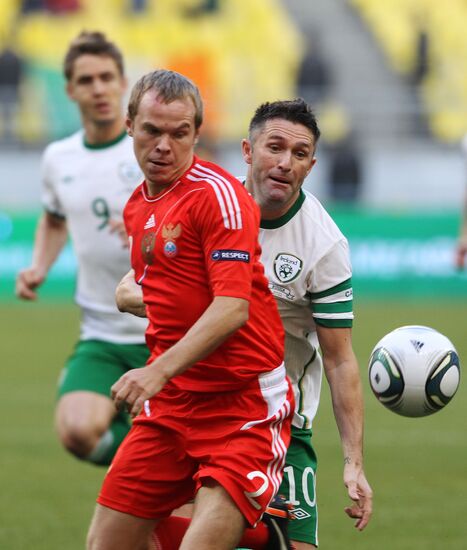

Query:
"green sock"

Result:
[[86, 413, 131, 466]]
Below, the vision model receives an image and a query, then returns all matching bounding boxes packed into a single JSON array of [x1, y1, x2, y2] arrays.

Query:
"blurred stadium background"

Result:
[[1, 1, 466, 549]]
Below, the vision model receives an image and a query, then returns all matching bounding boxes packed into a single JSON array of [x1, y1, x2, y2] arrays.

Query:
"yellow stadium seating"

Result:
[[351, 0, 467, 142], [3, 0, 302, 143]]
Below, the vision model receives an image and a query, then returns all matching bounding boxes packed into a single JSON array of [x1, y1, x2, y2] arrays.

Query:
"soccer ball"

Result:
[[368, 325, 460, 417]]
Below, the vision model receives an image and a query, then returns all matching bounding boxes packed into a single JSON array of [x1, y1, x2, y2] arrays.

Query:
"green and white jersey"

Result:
[[258, 189, 353, 429], [41, 130, 147, 344]]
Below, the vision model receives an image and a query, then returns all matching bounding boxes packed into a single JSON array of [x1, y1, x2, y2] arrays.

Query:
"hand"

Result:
[[343, 462, 373, 531], [111, 363, 168, 418], [109, 219, 129, 248], [15, 267, 45, 300]]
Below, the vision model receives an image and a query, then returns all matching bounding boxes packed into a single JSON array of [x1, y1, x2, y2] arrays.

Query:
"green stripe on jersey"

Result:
[[310, 277, 352, 300], [315, 317, 353, 328], [311, 279, 354, 328], [312, 300, 353, 314], [260, 190, 306, 229], [83, 129, 127, 150]]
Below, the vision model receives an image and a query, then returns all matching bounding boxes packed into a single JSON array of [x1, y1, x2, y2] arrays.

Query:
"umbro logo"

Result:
[[144, 214, 155, 229], [290, 507, 311, 520], [410, 339, 425, 353]]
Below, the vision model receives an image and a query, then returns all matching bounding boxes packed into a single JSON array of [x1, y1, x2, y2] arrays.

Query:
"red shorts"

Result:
[[98, 364, 294, 526]]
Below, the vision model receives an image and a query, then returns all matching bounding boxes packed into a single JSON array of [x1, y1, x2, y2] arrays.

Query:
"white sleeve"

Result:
[[309, 238, 352, 294], [308, 239, 354, 327]]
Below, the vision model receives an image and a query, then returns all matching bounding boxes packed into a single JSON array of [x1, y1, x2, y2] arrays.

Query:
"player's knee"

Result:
[[59, 421, 99, 459]]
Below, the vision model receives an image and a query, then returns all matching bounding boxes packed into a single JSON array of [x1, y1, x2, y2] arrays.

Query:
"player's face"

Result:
[[126, 90, 199, 194], [66, 54, 126, 126], [242, 119, 316, 218]]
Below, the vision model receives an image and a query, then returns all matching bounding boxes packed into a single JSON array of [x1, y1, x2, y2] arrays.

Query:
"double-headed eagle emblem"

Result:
[[162, 223, 182, 257]]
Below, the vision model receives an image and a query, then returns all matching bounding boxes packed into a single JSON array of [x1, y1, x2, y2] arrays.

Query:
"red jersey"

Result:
[[124, 156, 284, 391]]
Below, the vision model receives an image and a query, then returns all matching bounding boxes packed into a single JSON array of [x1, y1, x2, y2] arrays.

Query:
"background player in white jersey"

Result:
[[15, 31, 148, 466], [242, 98, 373, 548]]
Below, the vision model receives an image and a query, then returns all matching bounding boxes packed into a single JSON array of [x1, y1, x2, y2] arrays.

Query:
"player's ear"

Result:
[[125, 115, 133, 137], [306, 157, 317, 177], [241, 139, 252, 165]]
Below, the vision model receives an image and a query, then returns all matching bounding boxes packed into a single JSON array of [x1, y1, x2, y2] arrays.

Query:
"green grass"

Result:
[[1, 300, 466, 549], [0, 303, 103, 550]]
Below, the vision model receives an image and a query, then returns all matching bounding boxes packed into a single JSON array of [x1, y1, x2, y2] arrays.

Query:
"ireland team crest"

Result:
[[273, 253, 303, 283]]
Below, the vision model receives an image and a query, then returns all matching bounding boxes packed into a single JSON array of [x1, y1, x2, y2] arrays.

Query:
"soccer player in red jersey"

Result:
[[86, 69, 294, 550]]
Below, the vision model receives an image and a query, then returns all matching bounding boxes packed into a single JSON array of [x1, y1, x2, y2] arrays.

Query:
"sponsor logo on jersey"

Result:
[[269, 282, 296, 301], [162, 223, 182, 258], [273, 253, 303, 283], [211, 249, 250, 262], [118, 161, 143, 186], [144, 214, 156, 229], [141, 231, 156, 264]]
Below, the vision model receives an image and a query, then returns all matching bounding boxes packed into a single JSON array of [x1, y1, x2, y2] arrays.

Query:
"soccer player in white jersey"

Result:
[[15, 31, 149, 466], [241, 99, 373, 548]]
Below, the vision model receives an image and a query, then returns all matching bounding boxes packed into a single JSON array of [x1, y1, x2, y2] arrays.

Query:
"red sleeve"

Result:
[[190, 181, 260, 301]]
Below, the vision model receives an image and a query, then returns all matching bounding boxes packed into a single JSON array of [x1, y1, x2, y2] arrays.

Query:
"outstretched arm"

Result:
[[112, 296, 249, 417], [317, 324, 373, 531], [116, 269, 147, 318], [15, 211, 68, 300]]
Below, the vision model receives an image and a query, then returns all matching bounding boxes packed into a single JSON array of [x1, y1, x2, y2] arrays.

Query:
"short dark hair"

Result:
[[63, 31, 124, 81], [249, 98, 321, 144], [127, 69, 203, 129]]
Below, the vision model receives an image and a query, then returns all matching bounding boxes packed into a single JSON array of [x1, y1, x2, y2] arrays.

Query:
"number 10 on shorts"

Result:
[[283, 465, 316, 507]]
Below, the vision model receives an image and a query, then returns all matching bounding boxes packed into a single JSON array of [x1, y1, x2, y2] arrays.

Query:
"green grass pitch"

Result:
[[1, 300, 466, 549]]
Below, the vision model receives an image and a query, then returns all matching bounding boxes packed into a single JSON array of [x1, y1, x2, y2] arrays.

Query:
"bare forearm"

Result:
[[32, 213, 68, 276], [116, 270, 147, 317], [111, 296, 250, 417], [317, 326, 373, 528], [325, 357, 364, 464], [16, 212, 68, 300]]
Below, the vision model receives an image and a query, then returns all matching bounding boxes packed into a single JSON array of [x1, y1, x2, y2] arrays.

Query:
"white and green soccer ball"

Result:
[[368, 326, 460, 417]]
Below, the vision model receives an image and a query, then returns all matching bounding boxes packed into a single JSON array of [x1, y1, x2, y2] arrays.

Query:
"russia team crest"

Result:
[[141, 232, 156, 264], [273, 253, 303, 283], [162, 223, 182, 257]]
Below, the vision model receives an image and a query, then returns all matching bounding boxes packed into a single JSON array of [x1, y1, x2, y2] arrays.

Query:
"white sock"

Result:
[[86, 429, 114, 463]]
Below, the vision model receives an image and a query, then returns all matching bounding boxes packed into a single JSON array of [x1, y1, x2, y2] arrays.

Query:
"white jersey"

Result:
[[258, 189, 353, 429], [41, 129, 148, 343]]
